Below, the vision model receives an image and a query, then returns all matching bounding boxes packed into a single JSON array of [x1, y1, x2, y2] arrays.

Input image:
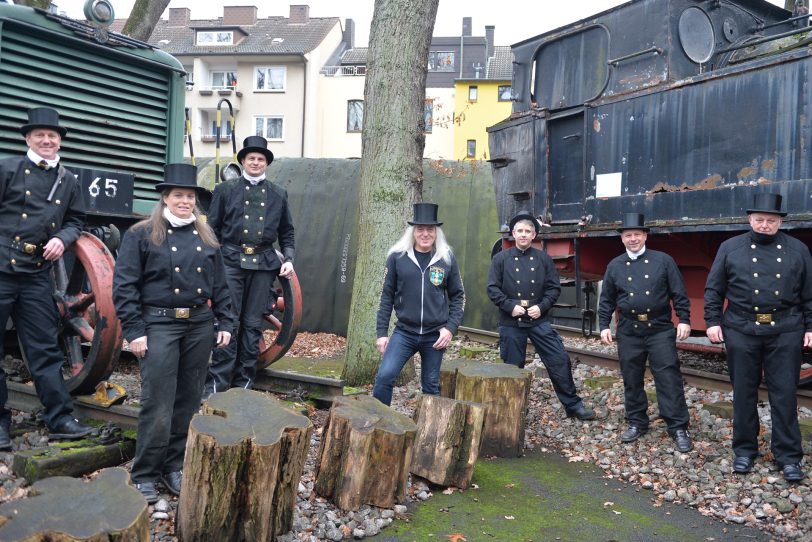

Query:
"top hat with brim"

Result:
[[237, 135, 274, 164], [155, 164, 209, 198], [617, 212, 649, 232], [408, 203, 443, 226], [509, 211, 541, 234], [747, 193, 786, 216], [20, 107, 67, 137]]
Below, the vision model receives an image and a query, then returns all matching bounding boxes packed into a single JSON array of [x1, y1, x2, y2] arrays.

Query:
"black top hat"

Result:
[[20, 107, 67, 137], [237, 135, 274, 164], [509, 211, 541, 234], [155, 164, 209, 197], [617, 213, 649, 232], [747, 193, 786, 216], [407, 203, 443, 226]]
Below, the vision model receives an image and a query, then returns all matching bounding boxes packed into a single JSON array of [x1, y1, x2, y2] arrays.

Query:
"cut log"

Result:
[[453, 362, 533, 458], [0, 467, 148, 540], [178, 388, 313, 542], [438, 358, 479, 399], [12, 438, 135, 483], [314, 394, 416, 510], [410, 394, 485, 489]]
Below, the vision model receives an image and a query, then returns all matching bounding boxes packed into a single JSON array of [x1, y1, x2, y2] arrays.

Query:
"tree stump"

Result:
[[410, 394, 485, 489], [314, 394, 416, 510], [453, 363, 533, 458], [438, 358, 479, 399], [178, 388, 313, 542], [0, 467, 148, 540]]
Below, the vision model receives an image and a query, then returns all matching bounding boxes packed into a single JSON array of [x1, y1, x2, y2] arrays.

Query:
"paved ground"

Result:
[[377, 450, 772, 542]]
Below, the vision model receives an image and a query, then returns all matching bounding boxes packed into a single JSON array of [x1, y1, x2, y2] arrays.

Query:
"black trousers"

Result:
[[0, 270, 73, 428], [723, 326, 803, 465], [499, 322, 583, 413], [616, 327, 689, 432], [206, 265, 276, 392], [131, 317, 214, 483]]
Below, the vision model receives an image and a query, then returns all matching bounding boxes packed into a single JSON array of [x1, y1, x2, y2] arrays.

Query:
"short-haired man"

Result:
[[598, 213, 693, 452], [705, 193, 812, 481], [0, 107, 94, 447], [205, 135, 295, 395], [487, 211, 594, 420]]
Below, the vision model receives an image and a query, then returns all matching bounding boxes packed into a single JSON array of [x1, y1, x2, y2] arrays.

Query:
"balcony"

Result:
[[320, 65, 367, 77], [200, 134, 232, 143], [189, 86, 242, 109]]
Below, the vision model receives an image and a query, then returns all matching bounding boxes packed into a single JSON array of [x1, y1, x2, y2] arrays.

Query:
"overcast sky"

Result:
[[50, 0, 790, 47]]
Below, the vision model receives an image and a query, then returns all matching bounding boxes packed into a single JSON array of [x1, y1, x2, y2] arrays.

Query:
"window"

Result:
[[211, 71, 237, 89], [424, 99, 433, 134], [196, 31, 233, 45], [498, 85, 513, 102], [347, 100, 364, 132], [255, 66, 286, 91], [466, 139, 476, 158], [255, 116, 284, 140], [210, 120, 232, 138], [468, 86, 478, 102], [428, 51, 455, 72]]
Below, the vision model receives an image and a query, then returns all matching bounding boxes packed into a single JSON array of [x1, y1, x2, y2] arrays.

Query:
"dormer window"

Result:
[[197, 31, 233, 46]]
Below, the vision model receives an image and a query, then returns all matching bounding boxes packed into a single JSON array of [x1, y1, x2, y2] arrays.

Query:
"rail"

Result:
[[457, 326, 812, 410]]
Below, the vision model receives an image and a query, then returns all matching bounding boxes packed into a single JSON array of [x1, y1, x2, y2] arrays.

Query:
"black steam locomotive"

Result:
[[488, 0, 812, 336]]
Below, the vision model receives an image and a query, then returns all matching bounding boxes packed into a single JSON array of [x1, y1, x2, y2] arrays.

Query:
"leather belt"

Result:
[[0, 235, 40, 255], [726, 304, 794, 324], [225, 242, 274, 256], [620, 306, 671, 321], [142, 305, 210, 319]]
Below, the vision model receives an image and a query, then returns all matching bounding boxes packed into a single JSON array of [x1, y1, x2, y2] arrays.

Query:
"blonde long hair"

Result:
[[131, 189, 219, 248], [387, 225, 452, 264]]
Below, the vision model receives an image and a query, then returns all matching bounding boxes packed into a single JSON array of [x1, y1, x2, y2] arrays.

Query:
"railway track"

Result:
[[457, 326, 812, 410], [4, 364, 346, 428]]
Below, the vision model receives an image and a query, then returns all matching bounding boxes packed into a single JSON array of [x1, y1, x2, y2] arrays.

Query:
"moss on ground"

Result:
[[381, 452, 718, 542]]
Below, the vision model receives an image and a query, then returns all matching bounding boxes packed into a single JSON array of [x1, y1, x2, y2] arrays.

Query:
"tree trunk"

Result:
[[0, 467, 149, 540], [178, 389, 313, 542], [438, 358, 478, 398], [342, 0, 440, 387], [314, 394, 417, 510], [120, 0, 170, 42], [453, 363, 533, 458], [410, 394, 485, 489]]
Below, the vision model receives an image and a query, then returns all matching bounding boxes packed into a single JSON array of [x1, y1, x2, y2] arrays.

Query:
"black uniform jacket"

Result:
[[207, 176, 295, 271], [376, 249, 465, 338], [0, 156, 84, 273], [705, 230, 812, 335], [598, 249, 691, 335], [113, 221, 234, 342], [487, 246, 559, 328]]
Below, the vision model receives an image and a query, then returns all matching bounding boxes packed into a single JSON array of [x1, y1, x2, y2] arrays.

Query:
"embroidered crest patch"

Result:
[[429, 266, 445, 286]]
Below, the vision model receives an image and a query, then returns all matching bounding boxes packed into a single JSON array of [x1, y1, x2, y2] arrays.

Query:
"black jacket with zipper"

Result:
[[376, 249, 465, 338]]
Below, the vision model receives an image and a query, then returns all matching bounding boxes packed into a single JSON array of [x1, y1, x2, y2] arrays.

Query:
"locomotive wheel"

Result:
[[55, 232, 122, 394], [257, 272, 302, 369]]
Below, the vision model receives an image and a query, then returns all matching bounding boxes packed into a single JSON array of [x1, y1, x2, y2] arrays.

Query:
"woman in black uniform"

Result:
[[113, 163, 233, 503]]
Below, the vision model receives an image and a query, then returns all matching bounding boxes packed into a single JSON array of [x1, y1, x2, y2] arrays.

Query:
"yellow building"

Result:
[[453, 46, 514, 161]]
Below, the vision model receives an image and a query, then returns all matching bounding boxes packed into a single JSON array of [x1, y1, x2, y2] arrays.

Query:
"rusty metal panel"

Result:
[[585, 53, 812, 227]]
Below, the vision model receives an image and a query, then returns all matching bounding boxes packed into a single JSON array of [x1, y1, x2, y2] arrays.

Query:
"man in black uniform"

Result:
[[0, 107, 93, 448], [598, 213, 693, 452], [204, 135, 295, 394], [705, 193, 812, 481], [487, 211, 594, 420]]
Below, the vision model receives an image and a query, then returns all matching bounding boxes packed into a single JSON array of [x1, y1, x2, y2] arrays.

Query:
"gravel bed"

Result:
[[1, 334, 811, 540]]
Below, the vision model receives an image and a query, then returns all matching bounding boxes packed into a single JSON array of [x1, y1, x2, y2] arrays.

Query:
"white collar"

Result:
[[163, 207, 196, 227], [27, 149, 60, 168], [244, 173, 266, 185], [626, 246, 646, 260]]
